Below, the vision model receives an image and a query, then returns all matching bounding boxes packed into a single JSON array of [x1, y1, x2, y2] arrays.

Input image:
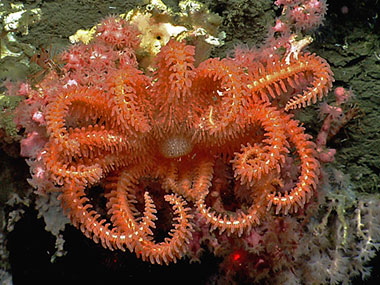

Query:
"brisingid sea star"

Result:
[[39, 35, 333, 264]]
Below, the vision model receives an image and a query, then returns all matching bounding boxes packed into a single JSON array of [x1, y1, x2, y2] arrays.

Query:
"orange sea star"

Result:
[[30, 20, 333, 264]]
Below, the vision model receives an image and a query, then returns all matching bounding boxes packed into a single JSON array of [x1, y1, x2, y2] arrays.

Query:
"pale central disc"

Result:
[[160, 135, 193, 158]]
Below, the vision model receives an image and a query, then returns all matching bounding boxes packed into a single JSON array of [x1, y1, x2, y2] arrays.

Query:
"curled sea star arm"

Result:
[[60, 181, 127, 251], [158, 152, 273, 237], [43, 143, 103, 185], [266, 118, 320, 215], [43, 136, 149, 186], [192, 57, 250, 144], [284, 53, 334, 110], [231, 103, 289, 186], [247, 53, 333, 110], [44, 86, 107, 155], [138, 193, 194, 264], [194, 171, 278, 236], [43, 82, 150, 186], [44, 87, 140, 158], [161, 158, 214, 202], [59, 165, 194, 265], [105, 65, 152, 133], [195, 197, 262, 237], [106, 167, 194, 265]]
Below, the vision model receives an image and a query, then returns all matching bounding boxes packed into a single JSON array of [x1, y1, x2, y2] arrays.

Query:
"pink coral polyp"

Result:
[[96, 16, 140, 49]]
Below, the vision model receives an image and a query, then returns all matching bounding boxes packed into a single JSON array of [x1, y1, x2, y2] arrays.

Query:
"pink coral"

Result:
[[334, 86, 354, 105], [96, 16, 140, 49], [275, 0, 327, 31], [20, 131, 47, 158]]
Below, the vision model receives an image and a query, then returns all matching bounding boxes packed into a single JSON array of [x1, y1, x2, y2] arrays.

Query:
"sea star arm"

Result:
[[43, 75, 151, 186], [231, 103, 289, 186], [105, 65, 151, 133], [60, 181, 127, 251], [162, 158, 214, 202], [284, 53, 334, 110], [194, 170, 279, 236], [266, 118, 320, 215], [106, 166, 194, 265], [151, 39, 196, 130], [192, 57, 250, 145], [247, 53, 334, 111]]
